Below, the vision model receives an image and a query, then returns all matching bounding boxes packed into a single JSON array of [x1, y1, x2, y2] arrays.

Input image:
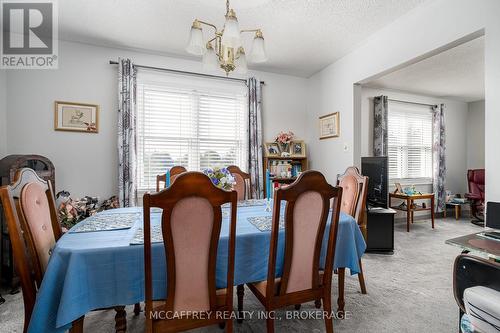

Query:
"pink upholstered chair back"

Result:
[[143, 172, 238, 323], [170, 196, 214, 311], [227, 165, 251, 200], [266, 170, 343, 298], [20, 182, 56, 274], [336, 166, 369, 224], [285, 190, 324, 293]]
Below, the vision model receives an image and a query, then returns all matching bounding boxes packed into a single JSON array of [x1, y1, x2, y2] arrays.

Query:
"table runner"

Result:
[[28, 205, 365, 332]]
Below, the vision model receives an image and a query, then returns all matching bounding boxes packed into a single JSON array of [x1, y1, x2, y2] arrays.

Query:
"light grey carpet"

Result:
[[0, 217, 481, 333]]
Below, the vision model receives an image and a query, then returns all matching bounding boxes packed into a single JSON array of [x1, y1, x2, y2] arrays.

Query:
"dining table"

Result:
[[28, 199, 366, 333]]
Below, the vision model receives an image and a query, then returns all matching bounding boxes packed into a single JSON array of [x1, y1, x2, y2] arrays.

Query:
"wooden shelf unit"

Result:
[[263, 156, 308, 192]]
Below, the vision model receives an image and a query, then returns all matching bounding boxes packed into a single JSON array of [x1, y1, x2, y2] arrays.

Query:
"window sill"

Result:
[[389, 179, 433, 186]]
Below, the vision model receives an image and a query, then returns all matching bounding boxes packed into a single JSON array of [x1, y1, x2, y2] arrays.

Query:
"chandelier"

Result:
[[186, 0, 267, 76]]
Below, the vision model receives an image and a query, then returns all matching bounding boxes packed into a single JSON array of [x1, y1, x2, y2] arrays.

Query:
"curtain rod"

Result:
[[109, 60, 265, 85], [388, 98, 437, 108]]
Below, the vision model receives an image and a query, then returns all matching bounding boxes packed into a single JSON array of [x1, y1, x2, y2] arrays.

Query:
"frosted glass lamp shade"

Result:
[[235, 48, 247, 74], [202, 45, 218, 72], [250, 35, 267, 63], [186, 25, 205, 56], [221, 12, 241, 48]]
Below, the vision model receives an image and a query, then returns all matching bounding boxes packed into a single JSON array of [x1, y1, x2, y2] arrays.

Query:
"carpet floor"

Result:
[[0, 216, 481, 333]]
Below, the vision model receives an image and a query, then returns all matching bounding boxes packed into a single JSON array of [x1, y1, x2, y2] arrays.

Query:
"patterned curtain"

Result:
[[117, 58, 138, 207], [247, 77, 264, 199], [373, 96, 388, 156], [432, 104, 446, 213]]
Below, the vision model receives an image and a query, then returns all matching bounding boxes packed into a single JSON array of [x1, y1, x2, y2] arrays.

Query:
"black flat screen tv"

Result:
[[361, 156, 389, 208], [486, 202, 500, 230]]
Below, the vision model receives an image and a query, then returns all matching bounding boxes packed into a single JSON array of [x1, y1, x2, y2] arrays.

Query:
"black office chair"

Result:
[[453, 254, 500, 332]]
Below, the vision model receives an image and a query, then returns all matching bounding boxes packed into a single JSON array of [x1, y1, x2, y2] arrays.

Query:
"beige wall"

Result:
[[5, 41, 308, 199], [467, 100, 485, 169]]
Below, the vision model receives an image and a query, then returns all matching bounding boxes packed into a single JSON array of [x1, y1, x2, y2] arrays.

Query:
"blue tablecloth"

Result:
[[28, 205, 365, 332]]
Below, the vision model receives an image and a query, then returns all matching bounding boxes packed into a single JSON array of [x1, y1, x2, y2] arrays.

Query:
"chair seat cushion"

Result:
[[464, 286, 500, 333]]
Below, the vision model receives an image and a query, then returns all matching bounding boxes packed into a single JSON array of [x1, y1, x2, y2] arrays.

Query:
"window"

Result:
[[387, 101, 433, 183], [137, 70, 248, 191]]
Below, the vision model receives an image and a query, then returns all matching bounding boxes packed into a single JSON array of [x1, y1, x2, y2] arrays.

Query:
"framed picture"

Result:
[[54, 101, 99, 133], [395, 182, 403, 194], [264, 142, 281, 157], [319, 112, 340, 139], [291, 140, 306, 157]]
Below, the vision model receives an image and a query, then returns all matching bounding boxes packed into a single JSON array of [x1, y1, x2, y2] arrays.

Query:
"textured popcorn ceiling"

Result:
[[365, 36, 485, 102], [58, 0, 429, 77]]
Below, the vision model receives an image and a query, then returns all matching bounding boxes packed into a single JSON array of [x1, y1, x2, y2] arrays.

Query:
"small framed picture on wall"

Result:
[[291, 140, 306, 157], [319, 112, 340, 139], [54, 101, 99, 133]]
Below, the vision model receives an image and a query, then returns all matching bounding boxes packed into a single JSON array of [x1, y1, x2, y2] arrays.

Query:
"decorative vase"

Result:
[[279, 142, 290, 156]]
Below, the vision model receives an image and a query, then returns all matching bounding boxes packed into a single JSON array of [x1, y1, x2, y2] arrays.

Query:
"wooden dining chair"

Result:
[[238, 170, 343, 333], [0, 168, 128, 333], [227, 165, 252, 200], [0, 168, 80, 332], [156, 166, 187, 192], [143, 172, 238, 333], [335, 166, 368, 312]]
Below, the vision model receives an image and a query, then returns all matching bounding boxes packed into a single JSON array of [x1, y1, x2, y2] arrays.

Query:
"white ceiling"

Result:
[[365, 36, 485, 102], [58, 0, 429, 77]]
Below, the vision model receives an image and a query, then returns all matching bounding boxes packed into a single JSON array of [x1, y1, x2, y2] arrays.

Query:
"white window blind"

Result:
[[387, 101, 433, 182], [137, 70, 248, 191]]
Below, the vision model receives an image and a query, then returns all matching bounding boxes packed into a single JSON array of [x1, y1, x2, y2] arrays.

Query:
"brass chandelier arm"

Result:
[[240, 29, 264, 39], [240, 29, 260, 33], [196, 19, 219, 33]]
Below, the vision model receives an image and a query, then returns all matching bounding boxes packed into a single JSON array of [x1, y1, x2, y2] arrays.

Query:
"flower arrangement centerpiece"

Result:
[[203, 167, 236, 191], [275, 131, 294, 156], [57, 195, 99, 229], [56, 191, 119, 230]]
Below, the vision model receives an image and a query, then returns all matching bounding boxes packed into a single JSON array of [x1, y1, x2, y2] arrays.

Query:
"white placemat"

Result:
[[247, 215, 285, 232], [130, 225, 164, 245], [70, 213, 140, 233]]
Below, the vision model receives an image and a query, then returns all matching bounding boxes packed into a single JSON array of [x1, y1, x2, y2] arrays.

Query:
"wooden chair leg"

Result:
[[114, 306, 127, 333], [237, 284, 244, 323], [406, 199, 411, 232], [358, 259, 367, 294], [133, 302, 141, 316], [266, 316, 275, 333], [431, 199, 435, 228], [323, 295, 334, 333], [70, 316, 84, 333], [337, 267, 345, 315]]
